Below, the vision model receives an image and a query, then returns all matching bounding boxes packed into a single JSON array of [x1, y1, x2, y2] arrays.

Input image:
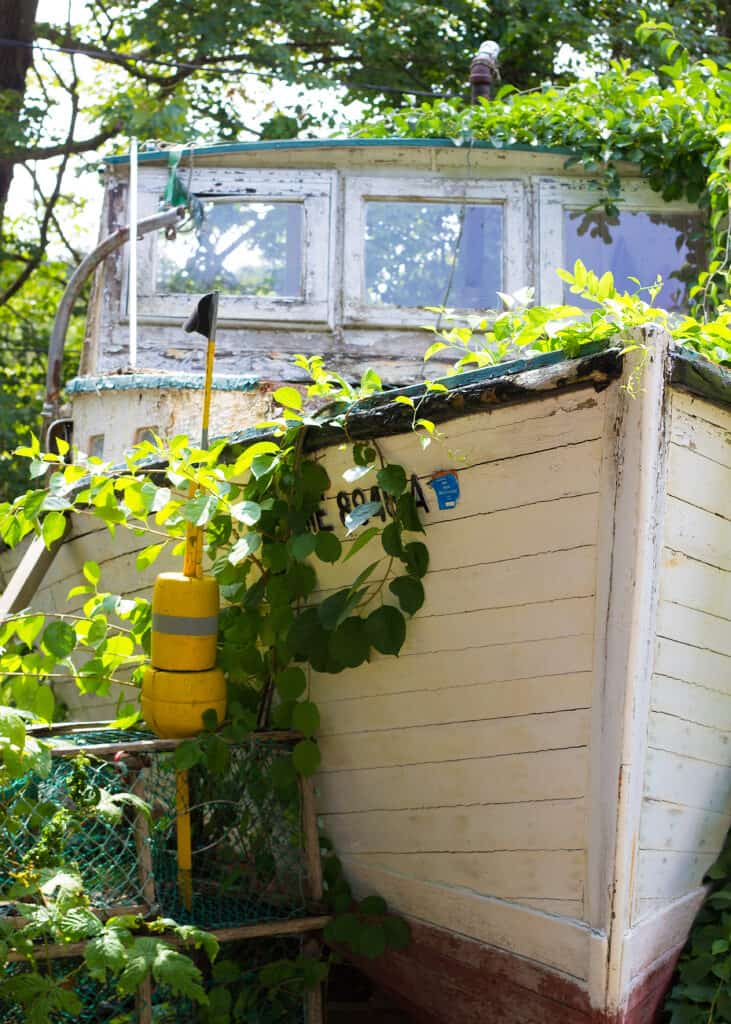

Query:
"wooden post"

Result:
[[303, 935, 325, 1024], [299, 775, 323, 904], [135, 975, 153, 1024], [132, 772, 157, 912]]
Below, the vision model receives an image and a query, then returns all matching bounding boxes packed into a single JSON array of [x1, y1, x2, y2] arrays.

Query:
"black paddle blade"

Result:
[[183, 292, 218, 338]]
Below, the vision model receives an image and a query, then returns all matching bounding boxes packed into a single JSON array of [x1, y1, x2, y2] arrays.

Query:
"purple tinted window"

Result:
[[564, 209, 704, 312]]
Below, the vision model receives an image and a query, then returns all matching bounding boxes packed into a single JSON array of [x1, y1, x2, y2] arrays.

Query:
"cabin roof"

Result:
[[104, 136, 581, 166]]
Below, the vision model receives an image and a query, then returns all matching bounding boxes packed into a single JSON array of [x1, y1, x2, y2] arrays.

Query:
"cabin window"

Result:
[[88, 434, 104, 459], [156, 200, 304, 298], [364, 201, 503, 309], [344, 176, 526, 327], [537, 179, 705, 311], [564, 209, 704, 312], [132, 167, 333, 326]]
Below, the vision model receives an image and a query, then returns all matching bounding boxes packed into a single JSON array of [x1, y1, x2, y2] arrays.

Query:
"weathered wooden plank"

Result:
[[669, 354, 731, 422], [517, 899, 584, 919], [648, 710, 731, 768], [317, 673, 592, 738], [0, 531, 68, 618], [655, 638, 731, 696], [320, 799, 586, 855], [671, 400, 731, 470], [316, 747, 587, 814], [651, 674, 731, 730], [312, 634, 594, 702], [319, 709, 590, 770], [346, 850, 584, 900], [316, 491, 600, 590], [644, 748, 731, 814], [626, 885, 707, 970], [667, 442, 731, 520], [319, 392, 605, 484], [664, 496, 731, 572], [319, 433, 603, 530], [657, 600, 731, 659], [637, 849, 717, 901], [400, 596, 594, 657], [317, 545, 596, 620], [639, 799, 730, 854], [341, 858, 591, 979], [660, 549, 731, 622]]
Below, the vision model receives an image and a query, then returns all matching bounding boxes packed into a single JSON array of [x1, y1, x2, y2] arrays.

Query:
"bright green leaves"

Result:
[[229, 533, 261, 565], [229, 500, 261, 526], [135, 543, 166, 572], [41, 511, 66, 549], [273, 386, 303, 412]]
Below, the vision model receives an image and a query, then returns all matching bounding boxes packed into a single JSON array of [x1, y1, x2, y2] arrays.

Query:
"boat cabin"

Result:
[[71, 137, 704, 459]]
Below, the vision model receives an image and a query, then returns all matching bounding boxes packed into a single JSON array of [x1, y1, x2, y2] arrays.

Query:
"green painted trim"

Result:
[[105, 136, 579, 166], [67, 373, 259, 395], [670, 348, 731, 408]]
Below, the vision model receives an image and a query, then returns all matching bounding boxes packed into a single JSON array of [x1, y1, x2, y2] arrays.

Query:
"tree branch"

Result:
[[4, 124, 119, 164]]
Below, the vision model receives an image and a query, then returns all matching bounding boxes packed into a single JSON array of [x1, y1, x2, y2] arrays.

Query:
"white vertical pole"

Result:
[[128, 136, 138, 368]]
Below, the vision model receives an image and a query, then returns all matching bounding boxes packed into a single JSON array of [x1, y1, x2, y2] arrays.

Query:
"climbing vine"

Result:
[[0, 361, 421, 1018], [353, 16, 731, 315]]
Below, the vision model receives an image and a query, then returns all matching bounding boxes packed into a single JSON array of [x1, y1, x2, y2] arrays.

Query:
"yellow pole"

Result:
[[175, 769, 193, 911], [177, 300, 218, 912]]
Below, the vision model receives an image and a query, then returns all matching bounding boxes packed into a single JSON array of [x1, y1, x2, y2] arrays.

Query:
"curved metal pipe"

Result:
[[42, 206, 185, 446]]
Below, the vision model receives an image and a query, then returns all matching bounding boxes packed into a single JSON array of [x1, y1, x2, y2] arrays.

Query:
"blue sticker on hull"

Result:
[[427, 472, 460, 510]]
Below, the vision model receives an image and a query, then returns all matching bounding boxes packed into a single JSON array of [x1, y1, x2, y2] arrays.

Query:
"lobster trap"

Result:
[[1, 726, 327, 1023]]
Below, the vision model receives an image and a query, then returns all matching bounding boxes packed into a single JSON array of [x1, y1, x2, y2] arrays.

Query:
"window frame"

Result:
[[130, 167, 335, 325], [342, 175, 527, 327], [536, 177, 705, 307]]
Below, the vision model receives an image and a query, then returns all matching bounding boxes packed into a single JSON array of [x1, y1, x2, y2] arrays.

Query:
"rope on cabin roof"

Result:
[[0, 38, 456, 97]]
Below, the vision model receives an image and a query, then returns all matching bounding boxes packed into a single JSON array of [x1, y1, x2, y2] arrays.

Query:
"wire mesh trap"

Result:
[[1, 729, 312, 928]]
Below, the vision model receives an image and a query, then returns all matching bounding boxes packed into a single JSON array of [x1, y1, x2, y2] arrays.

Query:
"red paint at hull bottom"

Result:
[[352, 920, 682, 1023]]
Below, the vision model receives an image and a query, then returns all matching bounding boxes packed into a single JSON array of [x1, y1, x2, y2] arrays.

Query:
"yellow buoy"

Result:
[[150, 572, 219, 672], [139, 291, 225, 911], [141, 665, 227, 738]]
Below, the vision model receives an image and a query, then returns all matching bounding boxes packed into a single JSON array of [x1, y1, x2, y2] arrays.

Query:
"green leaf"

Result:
[[275, 666, 307, 701], [229, 533, 261, 564], [344, 501, 382, 534], [42, 621, 76, 659], [377, 464, 407, 497], [83, 561, 101, 585], [358, 894, 388, 915], [389, 576, 425, 614], [381, 521, 404, 557], [292, 738, 320, 776], [358, 922, 387, 958], [41, 511, 66, 549], [273, 386, 303, 410], [343, 525, 379, 562], [365, 606, 406, 655], [15, 613, 45, 647], [403, 541, 429, 578], [292, 700, 320, 737], [316, 531, 342, 563], [396, 492, 424, 532], [183, 493, 218, 527], [290, 531, 318, 560], [33, 685, 54, 723], [174, 740, 202, 770], [229, 500, 261, 526], [136, 543, 165, 571], [330, 617, 370, 669], [85, 926, 130, 980]]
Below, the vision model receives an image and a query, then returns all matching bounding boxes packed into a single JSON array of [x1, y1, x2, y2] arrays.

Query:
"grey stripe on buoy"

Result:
[[152, 613, 218, 637]]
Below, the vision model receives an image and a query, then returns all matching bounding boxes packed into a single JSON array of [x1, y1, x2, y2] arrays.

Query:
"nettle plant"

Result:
[[0, 361, 422, 1019]]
